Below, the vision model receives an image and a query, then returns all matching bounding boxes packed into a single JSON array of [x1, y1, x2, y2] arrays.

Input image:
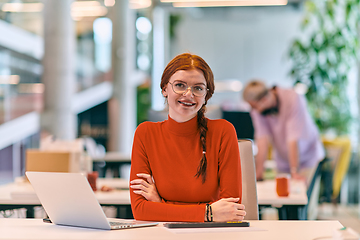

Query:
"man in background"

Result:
[[242, 80, 325, 185]]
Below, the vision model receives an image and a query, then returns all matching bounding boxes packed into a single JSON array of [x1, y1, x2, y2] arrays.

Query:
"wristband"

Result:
[[209, 204, 213, 222], [206, 204, 210, 222]]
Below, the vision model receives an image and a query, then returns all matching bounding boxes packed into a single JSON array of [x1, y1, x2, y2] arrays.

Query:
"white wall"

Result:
[[169, 6, 305, 109]]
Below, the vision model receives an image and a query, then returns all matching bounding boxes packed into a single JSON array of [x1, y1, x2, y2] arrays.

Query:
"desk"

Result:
[[257, 179, 307, 206], [0, 219, 343, 240], [1, 178, 308, 220], [257, 179, 308, 220], [0, 178, 131, 218], [92, 152, 131, 178]]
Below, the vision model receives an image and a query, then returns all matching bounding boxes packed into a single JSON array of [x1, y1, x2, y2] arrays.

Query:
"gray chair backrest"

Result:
[[238, 139, 259, 220]]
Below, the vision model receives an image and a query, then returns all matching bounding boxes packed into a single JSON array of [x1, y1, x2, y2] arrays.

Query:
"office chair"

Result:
[[223, 111, 254, 140], [238, 139, 259, 220], [321, 137, 351, 203]]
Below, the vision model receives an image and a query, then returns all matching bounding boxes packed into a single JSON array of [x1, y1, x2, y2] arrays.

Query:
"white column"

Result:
[[108, 1, 136, 153], [41, 0, 76, 140], [151, 7, 170, 111], [12, 141, 21, 178]]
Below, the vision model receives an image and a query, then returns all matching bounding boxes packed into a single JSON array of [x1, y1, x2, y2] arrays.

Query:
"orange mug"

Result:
[[87, 171, 98, 191], [276, 174, 290, 197]]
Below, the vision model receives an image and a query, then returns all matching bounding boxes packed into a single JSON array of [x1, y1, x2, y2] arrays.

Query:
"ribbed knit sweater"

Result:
[[130, 115, 242, 222]]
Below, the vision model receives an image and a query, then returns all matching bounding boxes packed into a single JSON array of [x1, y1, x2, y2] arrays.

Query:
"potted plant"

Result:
[[288, 0, 359, 135]]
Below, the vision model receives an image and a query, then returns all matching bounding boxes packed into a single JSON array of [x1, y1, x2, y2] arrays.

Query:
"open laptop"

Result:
[[26, 171, 158, 230]]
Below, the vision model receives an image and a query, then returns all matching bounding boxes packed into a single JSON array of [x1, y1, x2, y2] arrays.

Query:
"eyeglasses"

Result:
[[168, 81, 208, 97]]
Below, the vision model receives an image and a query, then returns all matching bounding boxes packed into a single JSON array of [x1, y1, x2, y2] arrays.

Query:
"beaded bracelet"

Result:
[[205, 204, 210, 222]]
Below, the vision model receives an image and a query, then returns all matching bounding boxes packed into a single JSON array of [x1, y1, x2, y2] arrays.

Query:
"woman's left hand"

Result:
[[130, 173, 161, 202]]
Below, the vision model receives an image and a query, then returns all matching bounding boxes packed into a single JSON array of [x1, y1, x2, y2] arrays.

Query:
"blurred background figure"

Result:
[[242, 80, 325, 185]]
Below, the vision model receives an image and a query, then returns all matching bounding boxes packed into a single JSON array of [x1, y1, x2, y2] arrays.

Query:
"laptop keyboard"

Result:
[[109, 222, 133, 228]]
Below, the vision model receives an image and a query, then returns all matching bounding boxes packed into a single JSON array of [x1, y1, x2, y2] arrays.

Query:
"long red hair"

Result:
[[161, 53, 215, 183]]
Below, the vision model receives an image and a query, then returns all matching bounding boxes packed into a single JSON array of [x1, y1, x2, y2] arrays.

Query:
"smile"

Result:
[[178, 101, 196, 106]]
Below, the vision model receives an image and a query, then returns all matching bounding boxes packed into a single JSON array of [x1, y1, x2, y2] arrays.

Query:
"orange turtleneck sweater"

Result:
[[130, 116, 242, 222]]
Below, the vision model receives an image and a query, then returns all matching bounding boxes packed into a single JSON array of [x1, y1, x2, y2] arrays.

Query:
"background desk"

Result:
[[0, 219, 343, 240], [257, 179, 308, 220], [0, 178, 131, 218]]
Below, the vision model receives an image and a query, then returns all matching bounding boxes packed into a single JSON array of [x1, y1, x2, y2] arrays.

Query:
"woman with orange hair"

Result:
[[129, 53, 245, 222]]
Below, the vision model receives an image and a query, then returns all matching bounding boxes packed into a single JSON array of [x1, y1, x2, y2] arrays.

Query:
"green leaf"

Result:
[[301, 17, 310, 29], [287, 0, 356, 134], [305, 0, 316, 13]]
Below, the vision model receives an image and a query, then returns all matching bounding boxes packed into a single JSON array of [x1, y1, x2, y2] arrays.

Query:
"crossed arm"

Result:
[[130, 173, 246, 222]]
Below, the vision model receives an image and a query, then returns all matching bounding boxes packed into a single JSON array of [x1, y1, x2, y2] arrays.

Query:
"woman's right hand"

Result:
[[130, 173, 161, 203], [209, 198, 246, 222]]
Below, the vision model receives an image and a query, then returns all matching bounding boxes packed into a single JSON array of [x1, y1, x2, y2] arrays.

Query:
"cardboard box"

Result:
[[26, 150, 81, 173]]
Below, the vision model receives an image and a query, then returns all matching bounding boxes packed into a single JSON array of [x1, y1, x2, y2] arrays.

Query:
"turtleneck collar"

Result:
[[164, 115, 199, 136]]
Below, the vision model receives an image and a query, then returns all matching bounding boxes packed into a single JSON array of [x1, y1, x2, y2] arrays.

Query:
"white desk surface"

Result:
[[256, 179, 308, 206], [0, 219, 343, 240], [92, 152, 131, 162]]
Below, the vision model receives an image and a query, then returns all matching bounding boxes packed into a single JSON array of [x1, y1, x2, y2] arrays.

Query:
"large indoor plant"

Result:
[[288, 0, 359, 135]]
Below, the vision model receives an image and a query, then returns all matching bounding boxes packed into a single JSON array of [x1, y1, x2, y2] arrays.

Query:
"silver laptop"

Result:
[[26, 171, 158, 230]]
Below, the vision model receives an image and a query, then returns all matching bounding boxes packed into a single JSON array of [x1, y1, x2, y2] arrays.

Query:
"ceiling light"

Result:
[[104, 0, 116, 7], [168, 0, 287, 7], [71, 1, 108, 18], [71, 7, 108, 18], [162, 0, 233, 1], [1, 3, 43, 12], [71, 1, 101, 8], [129, 0, 152, 9]]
